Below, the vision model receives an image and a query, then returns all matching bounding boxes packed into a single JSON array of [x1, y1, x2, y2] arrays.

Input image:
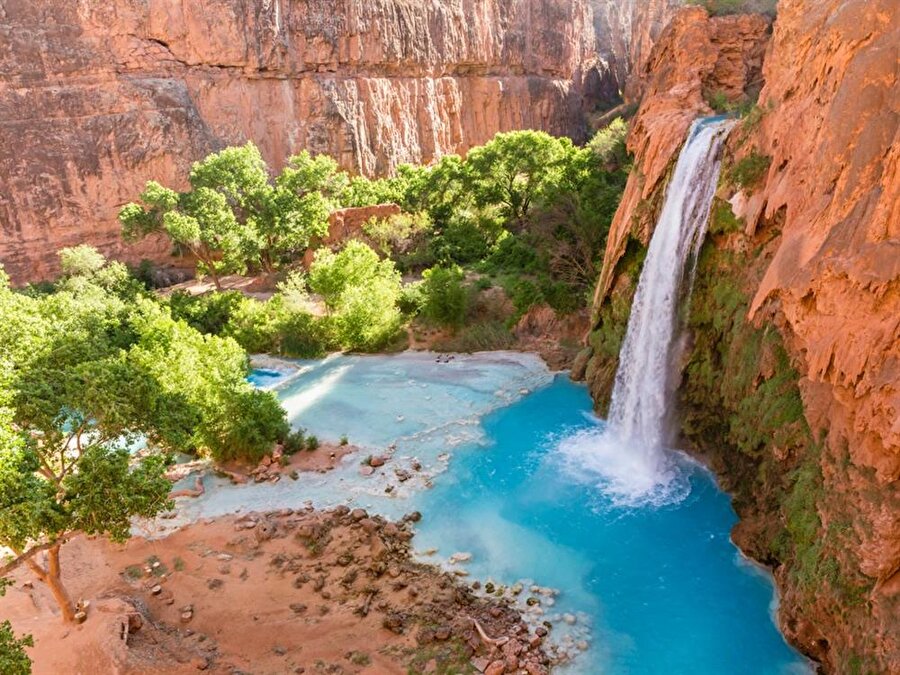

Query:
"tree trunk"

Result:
[[27, 543, 76, 622]]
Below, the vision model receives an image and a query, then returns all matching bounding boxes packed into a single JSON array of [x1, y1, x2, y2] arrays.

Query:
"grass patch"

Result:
[[728, 151, 772, 190]]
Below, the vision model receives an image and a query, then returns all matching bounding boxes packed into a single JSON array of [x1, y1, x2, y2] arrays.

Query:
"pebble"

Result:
[[563, 613, 576, 626]]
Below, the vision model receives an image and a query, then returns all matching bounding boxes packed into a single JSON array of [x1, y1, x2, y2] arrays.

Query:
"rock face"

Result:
[[587, 2, 898, 671], [740, 0, 899, 666], [591, 0, 684, 99], [0, 0, 607, 283], [593, 7, 770, 301]]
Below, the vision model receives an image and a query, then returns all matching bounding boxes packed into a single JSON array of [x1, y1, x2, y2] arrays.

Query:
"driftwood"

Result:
[[168, 476, 205, 499], [469, 615, 509, 647]]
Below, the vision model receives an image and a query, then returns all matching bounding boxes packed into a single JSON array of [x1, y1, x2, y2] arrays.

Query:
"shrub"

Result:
[[429, 214, 498, 266], [481, 233, 542, 274], [306, 435, 320, 451], [333, 276, 404, 351], [728, 151, 772, 190], [420, 266, 470, 329], [169, 290, 246, 335], [363, 211, 434, 271], [398, 281, 425, 315], [283, 429, 306, 455], [339, 435, 349, 446], [58, 244, 107, 278], [434, 320, 515, 353], [687, 0, 777, 16]]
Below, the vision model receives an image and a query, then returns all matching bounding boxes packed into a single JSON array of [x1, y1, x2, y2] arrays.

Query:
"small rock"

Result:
[[359, 465, 374, 476], [484, 660, 506, 675], [289, 603, 307, 614], [404, 511, 422, 523], [127, 613, 143, 632], [73, 611, 87, 624], [217, 553, 233, 562], [472, 656, 491, 673], [369, 455, 386, 468], [150, 585, 162, 596], [190, 657, 209, 670], [207, 578, 224, 591], [350, 508, 368, 521], [273, 645, 287, 656], [562, 613, 576, 626], [434, 625, 451, 641]]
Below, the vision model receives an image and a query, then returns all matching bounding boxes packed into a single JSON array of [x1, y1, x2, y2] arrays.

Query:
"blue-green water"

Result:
[[200, 353, 808, 673], [411, 374, 807, 674]]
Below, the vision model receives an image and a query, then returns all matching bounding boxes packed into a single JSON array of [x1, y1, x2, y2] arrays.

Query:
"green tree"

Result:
[[0, 615, 32, 675], [308, 241, 390, 311], [0, 260, 289, 623], [307, 241, 403, 350], [120, 143, 333, 283], [420, 266, 469, 329], [58, 245, 106, 278], [464, 131, 578, 226], [120, 180, 243, 289]]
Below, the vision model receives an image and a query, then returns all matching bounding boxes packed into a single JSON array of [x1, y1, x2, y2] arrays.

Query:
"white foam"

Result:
[[556, 427, 690, 509]]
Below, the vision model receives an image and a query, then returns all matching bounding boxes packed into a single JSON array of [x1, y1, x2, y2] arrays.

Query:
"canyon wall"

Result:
[[0, 0, 609, 283], [584, 1, 898, 670]]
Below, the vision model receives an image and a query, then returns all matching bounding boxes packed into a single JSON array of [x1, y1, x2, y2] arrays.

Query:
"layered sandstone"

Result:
[[588, 1, 898, 670], [0, 0, 606, 283]]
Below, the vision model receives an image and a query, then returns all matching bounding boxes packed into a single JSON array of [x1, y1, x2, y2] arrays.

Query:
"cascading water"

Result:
[[559, 117, 735, 507]]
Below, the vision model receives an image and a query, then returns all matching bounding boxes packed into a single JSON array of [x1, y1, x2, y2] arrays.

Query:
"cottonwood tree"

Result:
[[0, 254, 288, 621], [120, 143, 333, 280], [0, 271, 173, 621], [464, 130, 578, 227]]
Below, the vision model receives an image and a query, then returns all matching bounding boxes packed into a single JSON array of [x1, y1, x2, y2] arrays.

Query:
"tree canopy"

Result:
[[0, 249, 288, 623]]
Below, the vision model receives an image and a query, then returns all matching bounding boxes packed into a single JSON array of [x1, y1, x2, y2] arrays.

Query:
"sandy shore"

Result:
[[4, 507, 552, 674]]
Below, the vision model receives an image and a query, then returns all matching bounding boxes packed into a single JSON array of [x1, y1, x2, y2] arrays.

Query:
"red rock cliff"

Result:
[[589, 1, 898, 670], [0, 0, 605, 283]]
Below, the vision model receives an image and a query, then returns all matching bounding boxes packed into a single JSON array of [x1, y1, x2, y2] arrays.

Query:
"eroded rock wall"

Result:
[[586, 1, 899, 670], [0, 0, 605, 283], [591, 0, 684, 100]]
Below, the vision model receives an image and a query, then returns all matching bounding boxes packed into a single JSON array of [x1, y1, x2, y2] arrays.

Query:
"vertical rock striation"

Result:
[[0, 0, 606, 283]]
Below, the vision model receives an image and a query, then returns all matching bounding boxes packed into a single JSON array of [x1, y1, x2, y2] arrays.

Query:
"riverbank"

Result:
[[5, 507, 552, 674]]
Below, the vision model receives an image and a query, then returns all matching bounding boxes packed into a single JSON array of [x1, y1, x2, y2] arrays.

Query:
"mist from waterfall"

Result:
[[559, 117, 735, 507]]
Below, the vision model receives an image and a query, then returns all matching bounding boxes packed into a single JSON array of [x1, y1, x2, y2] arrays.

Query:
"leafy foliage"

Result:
[[0, 251, 290, 620], [120, 143, 331, 283], [727, 151, 772, 190], [0, 619, 32, 675], [419, 266, 469, 329]]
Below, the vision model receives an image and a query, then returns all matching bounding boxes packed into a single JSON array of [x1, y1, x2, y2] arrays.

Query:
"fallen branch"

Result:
[[469, 615, 509, 647], [169, 476, 204, 499]]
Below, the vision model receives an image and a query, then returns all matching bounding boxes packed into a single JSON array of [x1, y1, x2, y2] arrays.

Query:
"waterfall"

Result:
[[608, 117, 734, 448], [558, 117, 734, 507]]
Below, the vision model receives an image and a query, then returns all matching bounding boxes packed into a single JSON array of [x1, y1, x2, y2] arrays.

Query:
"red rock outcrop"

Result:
[[0, 0, 606, 284], [589, 1, 898, 669], [738, 0, 899, 666], [593, 7, 770, 301]]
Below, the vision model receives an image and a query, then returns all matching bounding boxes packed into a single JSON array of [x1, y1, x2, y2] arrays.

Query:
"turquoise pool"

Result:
[[205, 352, 808, 673]]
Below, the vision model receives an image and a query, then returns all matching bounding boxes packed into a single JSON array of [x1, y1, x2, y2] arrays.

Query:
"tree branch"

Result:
[[0, 537, 66, 577]]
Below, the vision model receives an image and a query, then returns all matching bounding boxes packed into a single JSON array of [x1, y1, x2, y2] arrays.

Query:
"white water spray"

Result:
[[559, 117, 734, 507]]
